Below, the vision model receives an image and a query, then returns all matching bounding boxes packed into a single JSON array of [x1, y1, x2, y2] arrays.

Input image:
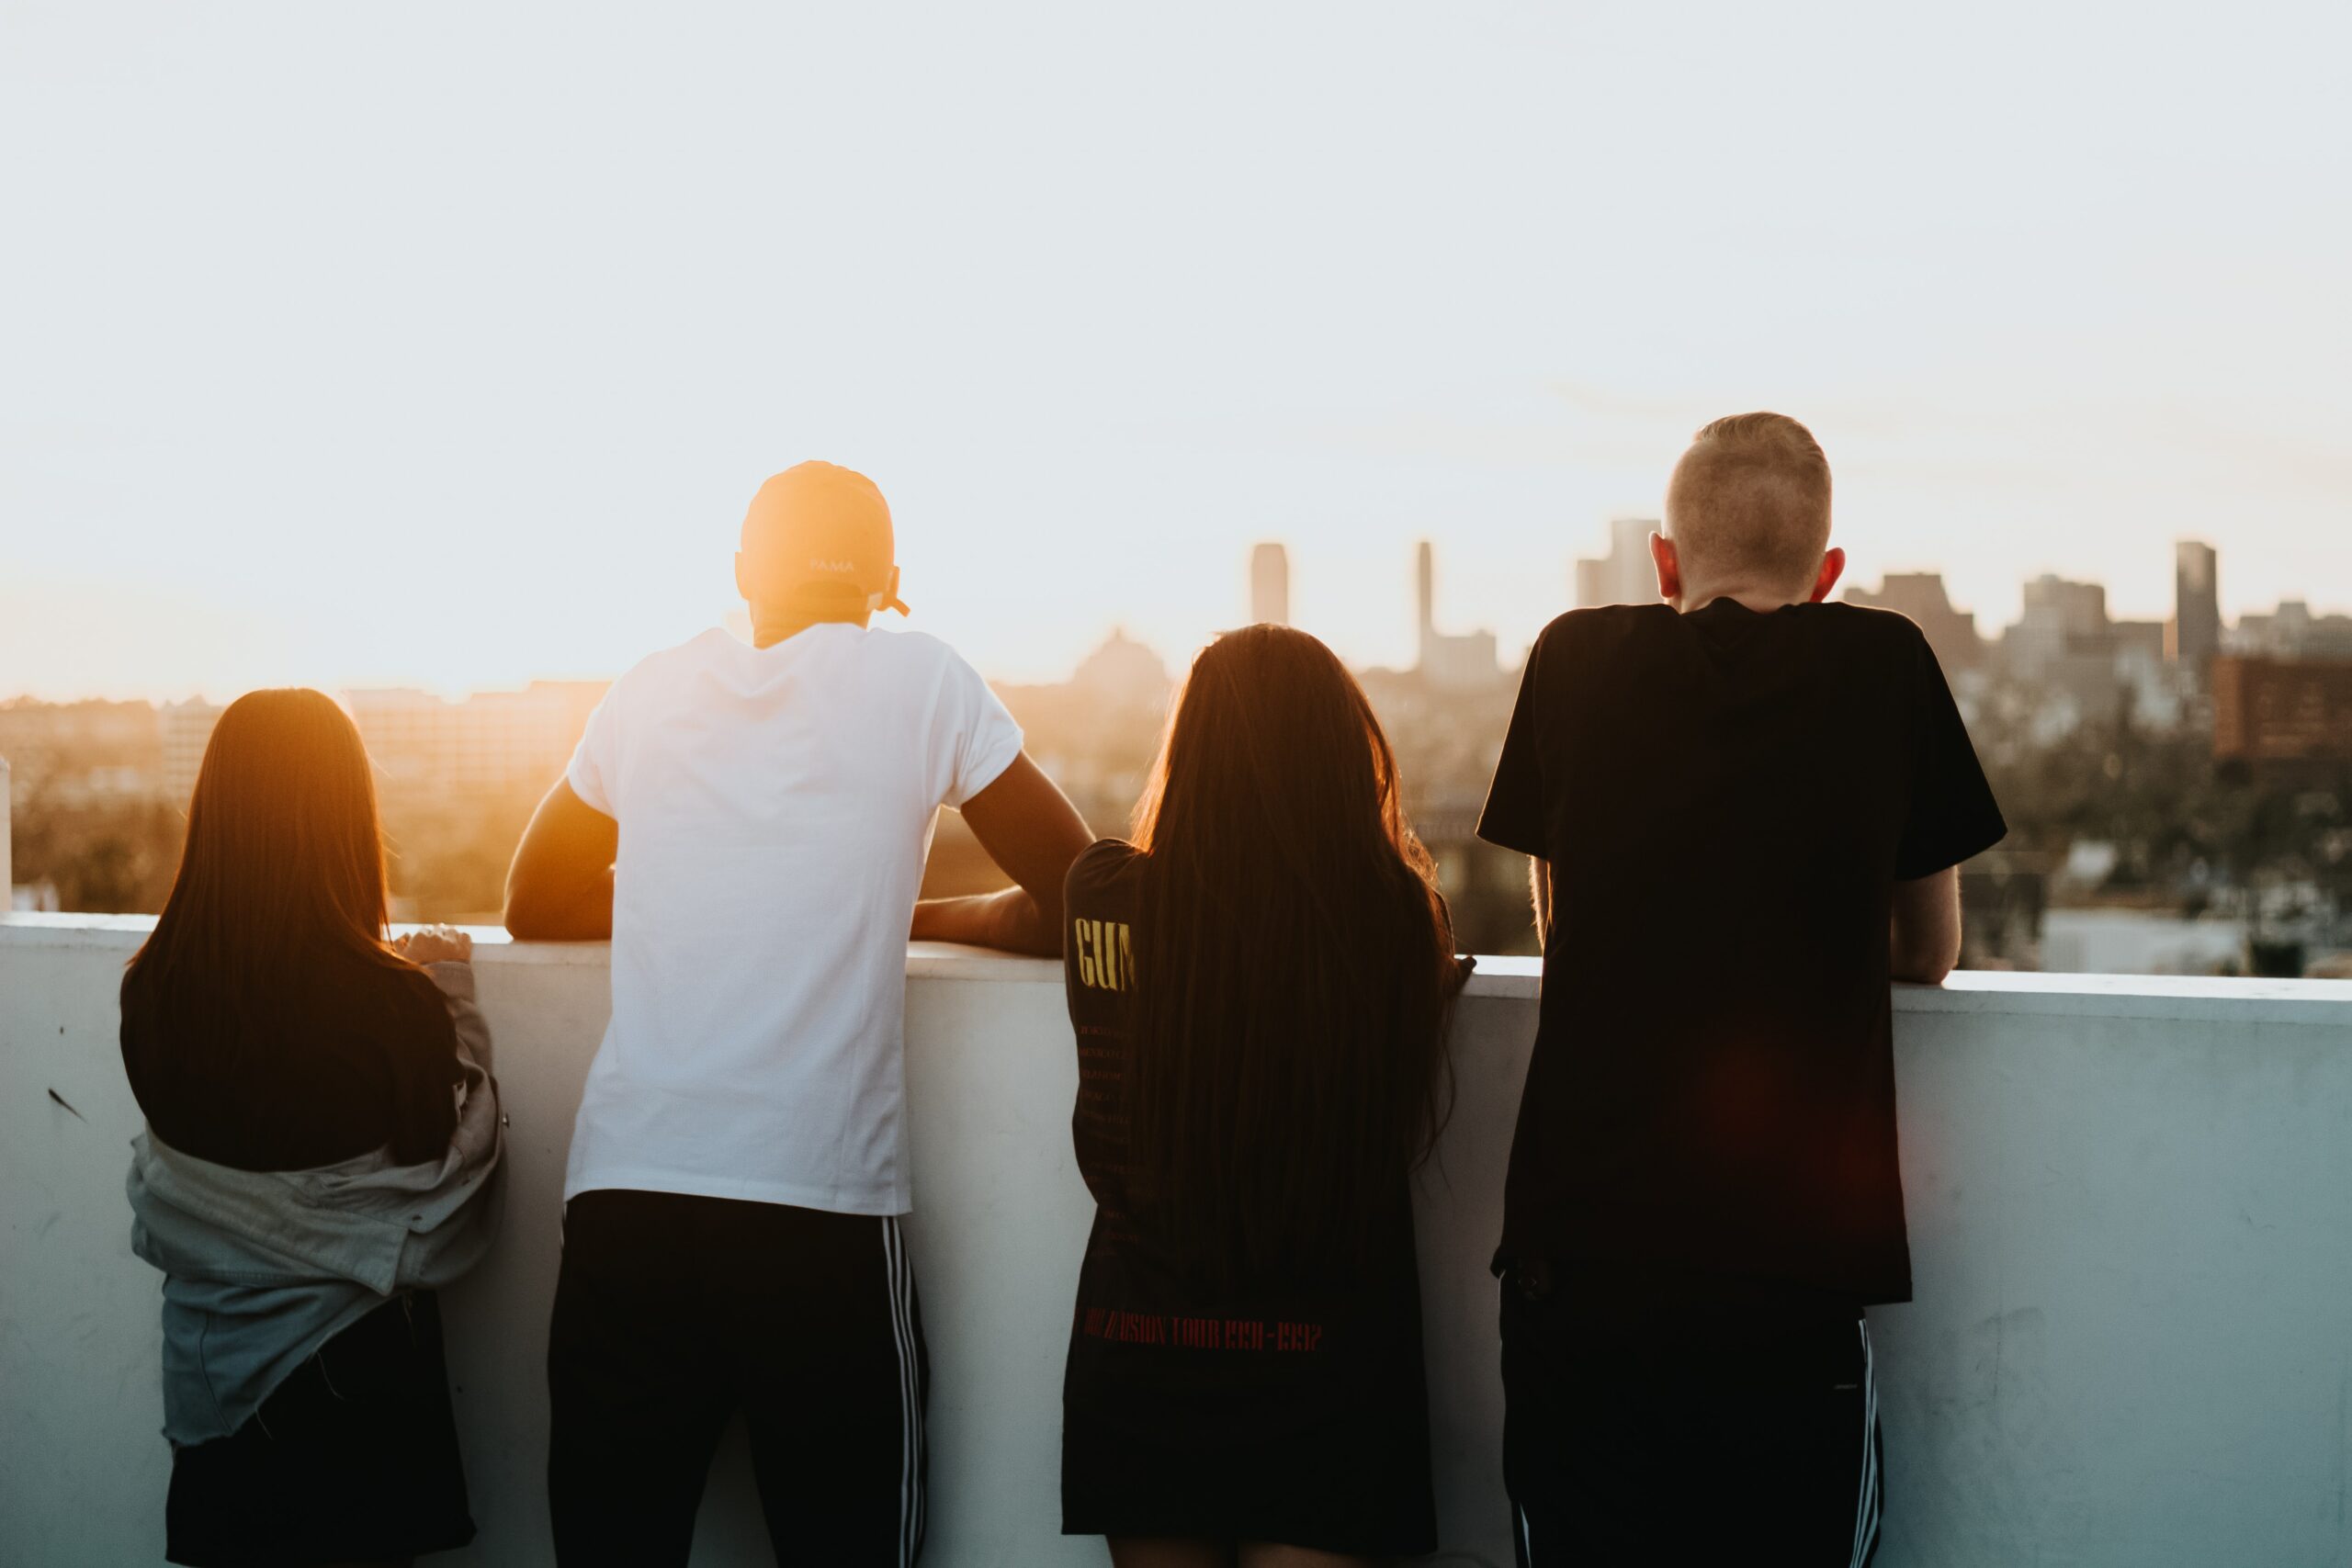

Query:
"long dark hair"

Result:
[[125, 688, 412, 1025], [1126, 625, 1461, 1283]]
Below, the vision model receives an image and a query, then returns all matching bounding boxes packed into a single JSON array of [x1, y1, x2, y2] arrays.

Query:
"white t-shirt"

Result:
[[560, 623, 1024, 1213]]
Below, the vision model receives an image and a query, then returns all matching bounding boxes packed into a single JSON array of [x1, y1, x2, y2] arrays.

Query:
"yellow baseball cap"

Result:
[[738, 461, 910, 615]]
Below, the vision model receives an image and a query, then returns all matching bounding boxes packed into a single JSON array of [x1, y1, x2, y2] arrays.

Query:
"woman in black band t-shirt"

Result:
[[1058, 626, 1469, 1568]]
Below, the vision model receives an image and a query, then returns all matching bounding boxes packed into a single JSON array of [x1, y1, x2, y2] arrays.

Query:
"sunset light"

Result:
[[6, 6, 2350, 1567]]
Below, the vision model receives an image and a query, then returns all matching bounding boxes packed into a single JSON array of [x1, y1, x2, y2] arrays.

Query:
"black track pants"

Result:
[[547, 1189, 929, 1567], [1501, 1284, 1882, 1567]]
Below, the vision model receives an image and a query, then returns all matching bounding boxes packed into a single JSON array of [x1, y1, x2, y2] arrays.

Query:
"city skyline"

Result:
[[18, 531, 2336, 788], [12, 482, 2346, 705], [5, 4, 2347, 702], [11, 531, 2346, 970], [10, 527, 2343, 705]]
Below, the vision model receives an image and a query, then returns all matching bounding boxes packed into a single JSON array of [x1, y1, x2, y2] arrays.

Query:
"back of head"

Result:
[[1664, 412, 1834, 594], [1127, 625, 1457, 1282], [737, 460, 908, 623], [127, 687, 400, 1017]]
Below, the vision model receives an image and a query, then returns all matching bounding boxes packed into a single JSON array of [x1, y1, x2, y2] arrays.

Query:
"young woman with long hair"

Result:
[[1057, 625, 1469, 1568], [120, 688, 501, 1568]]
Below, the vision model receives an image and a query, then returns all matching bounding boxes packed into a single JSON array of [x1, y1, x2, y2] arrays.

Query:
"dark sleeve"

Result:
[[1477, 624, 1554, 859], [380, 968, 464, 1166], [1894, 629, 2008, 880], [1061, 840, 1138, 1013]]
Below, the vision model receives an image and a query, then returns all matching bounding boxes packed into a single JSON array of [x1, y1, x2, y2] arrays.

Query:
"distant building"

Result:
[[1071, 629, 1171, 712], [2002, 575, 2111, 682], [0, 698, 168, 805], [160, 700, 224, 804], [1846, 572, 1984, 671], [2111, 620, 2186, 730], [1983, 568, 2204, 737], [1574, 518, 1659, 608], [345, 682, 607, 795], [2169, 540, 2221, 672], [2212, 656, 2352, 765], [1249, 543, 1289, 626], [2232, 600, 2352, 661], [2112, 621, 2166, 663], [1415, 542, 1500, 690]]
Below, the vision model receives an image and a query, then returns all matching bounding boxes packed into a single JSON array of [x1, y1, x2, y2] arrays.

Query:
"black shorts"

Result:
[[546, 1189, 929, 1567], [1500, 1277, 1883, 1567], [164, 1291, 476, 1568]]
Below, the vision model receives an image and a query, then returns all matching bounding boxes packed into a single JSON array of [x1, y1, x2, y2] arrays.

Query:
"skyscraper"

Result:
[[2170, 539, 2220, 673], [1414, 540, 1500, 689], [1250, 542, 1290, 626], [1416, 540, 1436, 658]]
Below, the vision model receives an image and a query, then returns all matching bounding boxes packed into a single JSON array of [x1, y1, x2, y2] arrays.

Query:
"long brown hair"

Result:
[[125, 688, 410, 1024], [1126, 625, 1460, 1283]]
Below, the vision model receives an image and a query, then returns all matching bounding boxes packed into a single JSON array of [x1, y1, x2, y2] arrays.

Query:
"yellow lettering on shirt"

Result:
[[1074, 917, 1136, 992]]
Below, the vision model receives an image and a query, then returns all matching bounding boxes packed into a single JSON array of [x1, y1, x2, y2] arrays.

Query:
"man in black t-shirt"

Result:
[[1477, 412, 2006, 1566]]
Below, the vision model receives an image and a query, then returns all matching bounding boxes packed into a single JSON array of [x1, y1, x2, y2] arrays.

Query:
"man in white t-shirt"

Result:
[[505, 460, 1091, 1566]]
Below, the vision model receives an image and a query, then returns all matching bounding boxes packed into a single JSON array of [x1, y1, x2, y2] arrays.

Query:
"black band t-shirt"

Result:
[[1477, 600, 2006, 1306], [1057, 840, 1429, 1437]]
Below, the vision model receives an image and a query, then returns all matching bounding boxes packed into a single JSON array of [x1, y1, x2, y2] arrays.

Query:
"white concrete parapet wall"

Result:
[[4, 914, 2351, 1566]]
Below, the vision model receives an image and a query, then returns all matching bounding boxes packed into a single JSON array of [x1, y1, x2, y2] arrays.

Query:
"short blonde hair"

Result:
[[1664, 412, 1833, 589]]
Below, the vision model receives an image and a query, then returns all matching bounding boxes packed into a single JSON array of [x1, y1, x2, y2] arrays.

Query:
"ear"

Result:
[[1649, 532, 1681, 604], [1809, 547, 1846, 604]]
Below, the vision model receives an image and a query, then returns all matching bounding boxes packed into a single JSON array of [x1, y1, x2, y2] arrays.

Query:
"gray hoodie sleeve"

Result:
[[424, 960, 493, 1075]]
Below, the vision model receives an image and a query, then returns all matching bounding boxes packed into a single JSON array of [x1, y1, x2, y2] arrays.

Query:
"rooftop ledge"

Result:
[[7, 910, 2349, 1021], [6, 913, 2352, 1566]]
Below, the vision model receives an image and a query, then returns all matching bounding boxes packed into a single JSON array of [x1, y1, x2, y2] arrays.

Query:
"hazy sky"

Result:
[[5, 2, 2347, 700]]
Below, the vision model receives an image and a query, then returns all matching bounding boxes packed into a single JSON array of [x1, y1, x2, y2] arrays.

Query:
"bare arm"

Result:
[[503, 779, 618, 941], [1528, 857, 1554, 949], [910, 753, 1093, 957], [1889, 864, 1962, 984]]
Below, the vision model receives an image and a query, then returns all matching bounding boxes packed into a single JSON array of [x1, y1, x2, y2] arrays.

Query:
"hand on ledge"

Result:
[[393, 924, 473, 966]]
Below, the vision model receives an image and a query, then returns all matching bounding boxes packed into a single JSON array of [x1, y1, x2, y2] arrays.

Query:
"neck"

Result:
[[1676, 582, 1808, 615], [750, 605, 870, 648]]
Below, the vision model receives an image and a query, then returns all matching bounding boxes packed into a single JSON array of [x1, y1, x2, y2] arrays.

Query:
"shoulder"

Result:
[[1815, 600, 1931, 649], [1808, 602, 1939, 681], [867, 632, 1017, 753], [865, 626, 985, 683], [1535, 604, 1678, 651], [808, 626, 989, 697], [1521, 604, 1679, 677], [1066, 838, 1144, 907], [631, 627, 740, 683], [595, 628, 734, 713], [370, 959, 460, 1055]]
